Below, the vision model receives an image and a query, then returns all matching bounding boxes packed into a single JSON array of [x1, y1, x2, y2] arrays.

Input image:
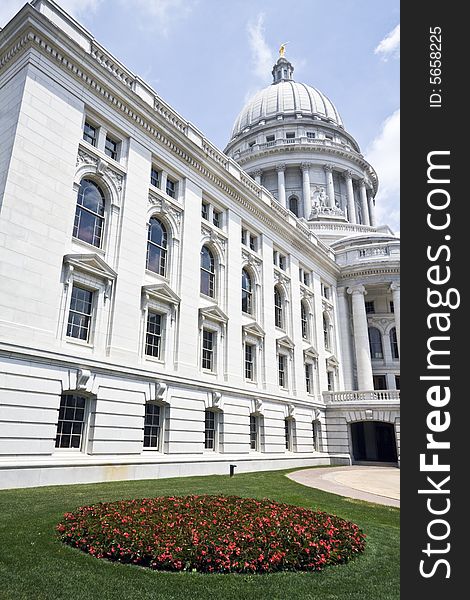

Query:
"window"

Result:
[[373, 375, 387, 390], [241, 228, 258, 252], [248, 140, 255, 148], [150, 167, 161, 188], [213, 209, 221, 228], [312, 421, 319, 451], [307, 131, 315, 139], [205, 410, 216, 450], [73, 179, 105, 247], [289, 196, 300, 217], [273, 250, 287, 270], [104, 136, 118, 160], [390, 327, 399, 359], [325, 134, 333, 141], [202, 329, 215, 371], [67, 285, 94, 341], [245, 343, 255, 380], [250, 415, 259, 450], [285, 419, 293, 451], [368, 327, 384, 359], [278, 354, 286, 388], [390, 301, 395, 313], [200, 246, 215, 297], [143, 403, 161, 449], [146, 217, 168, 276], [145, 312, 162, 358], [266, 134, 275, 143], [201, 201, 209, 220], [395, 375, 400, 390], [301, 302, 309, 339], [278, 255, 286, 270], [166, 177, 176, 198], [274, 287, 283, 328], [323, 314, 330, 351], [242, 268, 253, 314], [286, 132, 295, 139], [249, 235, 257, 252], [305, 363, 312, 394], [321, 283, 331, 300], [83, 121, 97, 146], [55, 394, 87, 450], [327, 370, 334, 391], [365, 301, 375, 314]]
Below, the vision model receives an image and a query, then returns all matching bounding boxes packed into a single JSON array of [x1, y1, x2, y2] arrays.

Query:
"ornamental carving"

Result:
[[242, 249, 262, 269], [148, 195, 182, 232], [201, 223, 226, 251], [76, 147, 124, 194]]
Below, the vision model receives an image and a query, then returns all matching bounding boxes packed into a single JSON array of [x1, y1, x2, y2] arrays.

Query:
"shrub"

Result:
[[57, 495, 366, 573]]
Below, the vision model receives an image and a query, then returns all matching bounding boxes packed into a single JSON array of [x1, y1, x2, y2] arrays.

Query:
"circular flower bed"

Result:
[[57, 495, 366, 573]]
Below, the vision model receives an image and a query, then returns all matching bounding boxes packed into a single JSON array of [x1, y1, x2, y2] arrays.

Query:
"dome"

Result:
[[230, 58, 343, 140]]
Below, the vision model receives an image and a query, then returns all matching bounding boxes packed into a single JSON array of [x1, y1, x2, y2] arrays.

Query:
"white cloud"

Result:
[[0, 0, 102, 27], [247, 13, 274, 82], [366, 109, 400, 233], [122, 0, 195, 35], [374, 24, 400, 60]]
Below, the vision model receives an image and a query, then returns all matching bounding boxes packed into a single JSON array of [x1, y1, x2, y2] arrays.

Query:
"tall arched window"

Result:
[[242, 268, 253, 314], [301, 301, 309, 340], [73, 179, 105, 247], [368, 327, 384, 359], [274, 286, 283, 328], [323, 313, 330, 350], [146, 217, 168, 276], [390, 327, 399, 359], [200, 246, 215, 297], [289, 196, 300, 217]]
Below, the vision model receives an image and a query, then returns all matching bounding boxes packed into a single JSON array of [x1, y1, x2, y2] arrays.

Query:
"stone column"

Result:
[[253, 169, 262, 185], [347, 285, 374, 390], [337, 287, 354, 390], [390, 282, 400, 350], [323, 164, 336, 208], [359, 179, 370, 226], [368, 190, 377, 227], [301, 162, 312, 218], [343, 170, 356, 224], [276, 164, 287, 208]]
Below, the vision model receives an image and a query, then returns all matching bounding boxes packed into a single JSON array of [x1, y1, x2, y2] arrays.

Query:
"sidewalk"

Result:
[[287, 465, 400, 507]]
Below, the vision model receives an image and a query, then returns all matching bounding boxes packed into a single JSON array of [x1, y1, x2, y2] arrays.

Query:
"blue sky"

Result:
[[1, 0, 400, 231]]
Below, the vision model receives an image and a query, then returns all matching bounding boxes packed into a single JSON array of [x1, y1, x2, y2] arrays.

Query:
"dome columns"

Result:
[[323, 164, 336, 209], [368, 190, 377, 227], [301, 163, 312, 218], [359, 179, 371, 226], [343, 170, 357, 225], [252, 169, 262, 185], [276, 163, 287, 208], [347, 285, 374, 391]]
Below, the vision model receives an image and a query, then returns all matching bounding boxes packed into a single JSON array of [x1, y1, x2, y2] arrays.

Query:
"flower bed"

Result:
[[57, 495, 366, 573]]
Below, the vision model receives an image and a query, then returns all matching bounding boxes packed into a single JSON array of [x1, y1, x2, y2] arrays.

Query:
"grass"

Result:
[[0, 468, 399, 600]]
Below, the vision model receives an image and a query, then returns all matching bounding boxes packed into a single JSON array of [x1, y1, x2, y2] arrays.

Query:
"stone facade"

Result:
[[0, 0, 399, 489]]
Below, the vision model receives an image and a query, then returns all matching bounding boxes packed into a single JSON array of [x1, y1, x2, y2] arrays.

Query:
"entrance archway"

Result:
[[350, 421, 398, 463]]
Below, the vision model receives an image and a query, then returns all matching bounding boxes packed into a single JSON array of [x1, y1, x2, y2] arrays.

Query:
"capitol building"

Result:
[[0, 0, 400, 489]]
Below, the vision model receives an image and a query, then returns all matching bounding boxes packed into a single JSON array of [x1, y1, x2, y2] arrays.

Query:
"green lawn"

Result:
[[0, 469, 399, 600]]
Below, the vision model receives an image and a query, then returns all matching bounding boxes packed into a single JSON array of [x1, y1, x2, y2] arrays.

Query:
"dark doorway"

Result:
[[351, 421, 398, 463]]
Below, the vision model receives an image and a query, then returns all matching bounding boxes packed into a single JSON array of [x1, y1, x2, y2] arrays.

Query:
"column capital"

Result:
[[337, 287, 348, 297], [301, 162, 312, 172], [359, 177, 367, 187], [323, 163, 334, 173], [252, 169, 262, 177], [342, 169, 353, 181], [347, 284, 367, 296], [276, 163, 286, 172], [390, 282, 400, 292]]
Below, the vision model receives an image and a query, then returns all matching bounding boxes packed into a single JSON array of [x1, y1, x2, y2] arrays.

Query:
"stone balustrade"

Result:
[[323, 390, 400, 403]]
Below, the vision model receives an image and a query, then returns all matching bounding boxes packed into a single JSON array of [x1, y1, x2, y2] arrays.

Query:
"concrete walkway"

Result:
[[287, 465, 400, 507]]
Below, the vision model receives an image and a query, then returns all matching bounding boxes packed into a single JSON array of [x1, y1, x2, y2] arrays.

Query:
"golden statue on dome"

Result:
[[279, 42, 289, 57]]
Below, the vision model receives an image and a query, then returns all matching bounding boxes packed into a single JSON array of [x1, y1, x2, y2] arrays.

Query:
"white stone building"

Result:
[[0, 0, 400, 489]]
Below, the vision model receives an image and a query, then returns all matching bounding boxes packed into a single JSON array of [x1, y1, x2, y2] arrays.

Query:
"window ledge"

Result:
[[65, 337, 94, 349], [71, 236, 106, 256]]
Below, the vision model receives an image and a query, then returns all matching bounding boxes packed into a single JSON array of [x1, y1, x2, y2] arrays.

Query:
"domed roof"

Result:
[[230, 56, 343, 140]]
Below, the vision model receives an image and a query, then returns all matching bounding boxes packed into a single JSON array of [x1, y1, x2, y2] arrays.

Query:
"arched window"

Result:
[[323, 313, 330, 350], [368, 327, 384, 359], [242, 268, 253, 314], [146, 217, 168, 276], [73, 179, 105, 247], [274, 286, 283, 328], [390, 327, 399, 359], [200, 246, 215, 297], [289, 196, 300, 217], [301, 301, 309, 339]]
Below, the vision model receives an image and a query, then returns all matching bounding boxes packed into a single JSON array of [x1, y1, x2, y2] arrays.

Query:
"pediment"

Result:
[[326, 354, 340, 368], [304, 345, 319, 359], [64, 253, 117, 281], [199, 305, 229, 324], [242, 322, 265, 338], [142, 283, 180, 306], [276, 334, 295, 350]]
